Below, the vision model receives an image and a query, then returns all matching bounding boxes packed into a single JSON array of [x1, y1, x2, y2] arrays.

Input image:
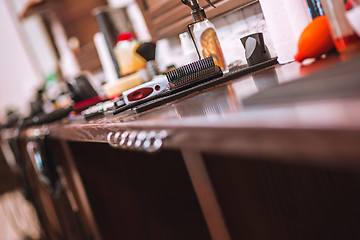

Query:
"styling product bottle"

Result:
[[114, 32, 146, 76], [181, 0, 228, 72], [320, 0, 360, 53]]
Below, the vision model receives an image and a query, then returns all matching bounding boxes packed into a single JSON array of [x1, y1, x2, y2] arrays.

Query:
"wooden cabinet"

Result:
[[68, 142, 211, 240], [6, 52, 360, 240], [135, 0, 254, 39], [16, 128, 360, 240]]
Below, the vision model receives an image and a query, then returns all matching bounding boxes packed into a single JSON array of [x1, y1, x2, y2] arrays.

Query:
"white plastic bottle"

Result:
[[114, 32, 146, 76], [179, 32, 199, 64]]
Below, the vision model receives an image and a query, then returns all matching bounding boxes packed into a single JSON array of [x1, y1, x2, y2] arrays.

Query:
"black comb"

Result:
[[166, 57, 222, 89]]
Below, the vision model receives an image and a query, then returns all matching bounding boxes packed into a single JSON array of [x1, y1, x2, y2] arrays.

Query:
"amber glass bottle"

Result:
[[182, 0, 228, 72]]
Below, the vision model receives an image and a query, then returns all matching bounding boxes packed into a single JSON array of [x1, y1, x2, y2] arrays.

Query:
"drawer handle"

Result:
[[134, 131, 147, 149], [126, 131, 138, 149], [107, 132, 118, 148], [107, 130, 168, 152]]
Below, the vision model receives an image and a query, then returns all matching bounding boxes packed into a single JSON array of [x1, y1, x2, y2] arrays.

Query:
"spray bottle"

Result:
[[182, 0, 228, 72]]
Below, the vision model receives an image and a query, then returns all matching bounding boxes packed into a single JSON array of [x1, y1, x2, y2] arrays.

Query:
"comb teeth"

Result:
[[166, 57, 222, 89]]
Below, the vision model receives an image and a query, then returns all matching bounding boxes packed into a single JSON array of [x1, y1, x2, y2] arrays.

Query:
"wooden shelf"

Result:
[[136, 0, 254, 40]]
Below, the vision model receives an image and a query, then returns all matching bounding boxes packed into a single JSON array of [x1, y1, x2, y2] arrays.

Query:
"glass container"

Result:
[[320, 0, 360, 52]]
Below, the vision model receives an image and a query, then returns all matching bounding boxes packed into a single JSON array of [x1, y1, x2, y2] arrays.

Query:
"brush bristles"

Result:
[[166, 57, 222, 89]]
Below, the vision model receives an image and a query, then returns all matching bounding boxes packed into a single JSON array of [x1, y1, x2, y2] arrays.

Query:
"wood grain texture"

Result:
[[182, 150, 231, 240], [57, 140, 102, 240], [17, 138, 63, 240], [54, 0, 106, 72], [22, 0, 107, 73], [136, 0, 253, 39], [68, 142, 211, 240], [20, 52, 360, 169], [203, 153, 360, 240], [12, 51, 360, 240]]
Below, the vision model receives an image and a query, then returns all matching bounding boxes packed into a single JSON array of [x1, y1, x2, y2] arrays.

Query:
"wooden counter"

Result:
[[17, 51, 360, 240], [24, 52, 360, 168]]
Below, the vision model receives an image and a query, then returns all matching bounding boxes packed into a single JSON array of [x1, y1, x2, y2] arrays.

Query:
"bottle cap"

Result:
[[117, 32, 136, 42], [181, 0, 215, 22], [191, 8, 207, 22]]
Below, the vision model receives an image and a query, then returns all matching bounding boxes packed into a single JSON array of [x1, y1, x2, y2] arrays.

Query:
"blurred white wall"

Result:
[[0, 0, 43, 121], [0, 199, 18, 240], [22, 15, 58, 78]]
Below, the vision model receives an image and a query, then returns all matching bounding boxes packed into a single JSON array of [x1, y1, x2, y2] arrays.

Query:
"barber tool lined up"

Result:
[[113, 57, 223, 115], [82, 55, 278, 119]]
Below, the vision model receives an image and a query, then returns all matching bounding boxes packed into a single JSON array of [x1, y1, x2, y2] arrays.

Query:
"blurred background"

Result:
[[0, 0, 151, 120], [0, 0, 278, 238], [0, 0, 274, 122], [2, 0, 360, 239]]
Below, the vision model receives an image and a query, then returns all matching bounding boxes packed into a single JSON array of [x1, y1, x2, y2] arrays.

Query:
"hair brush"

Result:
[[166, 57, 222, 89], [113, 57, 223, 115]]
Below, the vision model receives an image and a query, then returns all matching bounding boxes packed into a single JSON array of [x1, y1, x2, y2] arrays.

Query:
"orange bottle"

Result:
[[294, 16, 334, 62]]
